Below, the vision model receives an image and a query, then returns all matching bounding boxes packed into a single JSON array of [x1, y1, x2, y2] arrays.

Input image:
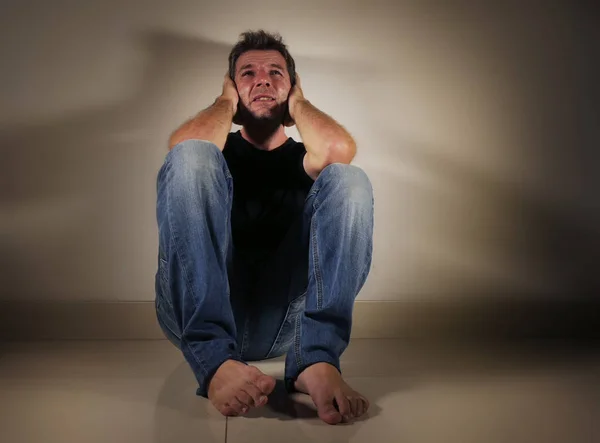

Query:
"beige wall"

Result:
[[1, 0, 598, 301]]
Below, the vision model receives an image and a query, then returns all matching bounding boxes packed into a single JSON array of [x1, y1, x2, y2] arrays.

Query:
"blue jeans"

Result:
[[155, 140, 374, 397]]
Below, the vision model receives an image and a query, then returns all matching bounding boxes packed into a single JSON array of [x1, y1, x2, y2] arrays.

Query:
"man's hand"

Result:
[[221, 72, 239, 114], [284, 73, 306, 127], [168, 72, 238, 151], [285, 72, 356, 178]]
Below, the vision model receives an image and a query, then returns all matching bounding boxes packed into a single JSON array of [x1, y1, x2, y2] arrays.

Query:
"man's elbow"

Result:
[[168, 132, 182, 151], [327, 139, 356, 165]]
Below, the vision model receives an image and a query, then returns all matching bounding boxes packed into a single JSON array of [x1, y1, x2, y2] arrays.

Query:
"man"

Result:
[[155, 30, 374, 425]]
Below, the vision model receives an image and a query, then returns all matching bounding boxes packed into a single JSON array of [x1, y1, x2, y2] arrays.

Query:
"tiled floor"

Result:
[[0, 339, 597, 443]]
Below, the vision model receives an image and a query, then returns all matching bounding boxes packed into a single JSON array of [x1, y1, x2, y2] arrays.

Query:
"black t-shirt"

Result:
[[222, 130, 315, 264]]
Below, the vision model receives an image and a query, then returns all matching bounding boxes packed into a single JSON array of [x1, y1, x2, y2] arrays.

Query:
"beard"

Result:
[[233, 99, 288, 127]]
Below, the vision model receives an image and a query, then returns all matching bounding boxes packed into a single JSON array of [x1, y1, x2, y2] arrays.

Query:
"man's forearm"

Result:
[[292, 99, 356, 163], [168, 97, 235, 151]]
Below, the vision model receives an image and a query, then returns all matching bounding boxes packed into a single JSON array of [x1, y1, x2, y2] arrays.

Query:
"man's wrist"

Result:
[[216, 95, 237, 114], [290, 98, 308, 120]]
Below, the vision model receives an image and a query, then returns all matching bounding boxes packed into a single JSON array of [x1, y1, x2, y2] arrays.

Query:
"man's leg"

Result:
[[234, 213, 311, 363], [238, 162, 374, 424], [286, 163, 374, 424], [154, 140, 274, 414]]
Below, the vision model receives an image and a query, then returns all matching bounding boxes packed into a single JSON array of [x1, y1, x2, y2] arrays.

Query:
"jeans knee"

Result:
[[167, 139, 224, 171], [317, 163, 373, 206], [161, 139, 230, 185]]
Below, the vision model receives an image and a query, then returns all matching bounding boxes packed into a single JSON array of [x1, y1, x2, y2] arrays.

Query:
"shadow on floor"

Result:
[[153, 355, 413, 438]]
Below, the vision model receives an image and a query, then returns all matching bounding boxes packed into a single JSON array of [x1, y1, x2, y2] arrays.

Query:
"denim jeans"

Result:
[[155, 140, 374, 397]]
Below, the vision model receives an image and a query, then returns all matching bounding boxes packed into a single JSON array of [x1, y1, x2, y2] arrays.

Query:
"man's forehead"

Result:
[[236, 50, 286, 70]]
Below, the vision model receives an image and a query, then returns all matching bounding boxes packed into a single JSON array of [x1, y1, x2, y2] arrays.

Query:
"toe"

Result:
[[354, 396, 370, 419], [358, 399, 367, 417], [243, 383, 267, 407], [348, 396, 361, 418], [361, 395, 370, 413], [334, 392, 352, 422], [353, 397, 368, 418], [312, 390, 343, 425], [227, 398, 246, 416], [257, 375, 276, 395], [235, 392, 252, 413], [220, 404, 238, 417], [316, 399, 343, 425], [348, 392, 369, 418]]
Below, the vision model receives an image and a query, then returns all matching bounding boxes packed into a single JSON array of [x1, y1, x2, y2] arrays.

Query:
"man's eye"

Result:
[[242, 71, 253, 76], [271, 71, 282, 75]]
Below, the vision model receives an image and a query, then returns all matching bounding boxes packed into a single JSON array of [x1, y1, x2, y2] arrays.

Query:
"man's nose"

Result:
[[255, 72, 271, 87]]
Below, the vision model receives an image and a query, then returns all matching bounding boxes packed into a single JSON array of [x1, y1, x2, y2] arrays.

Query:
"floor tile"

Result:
[[0, 341, 225, 443], [229, 340, 599, 443], [0, 339, 597, 443]]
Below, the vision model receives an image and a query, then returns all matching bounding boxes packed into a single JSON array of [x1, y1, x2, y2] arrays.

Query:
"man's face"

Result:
[[234, 50, 292, 124]]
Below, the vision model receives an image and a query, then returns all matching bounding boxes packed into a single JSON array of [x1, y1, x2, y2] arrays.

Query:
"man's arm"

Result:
[[287, 75, 357, 179], [168, 74, 239, 151]]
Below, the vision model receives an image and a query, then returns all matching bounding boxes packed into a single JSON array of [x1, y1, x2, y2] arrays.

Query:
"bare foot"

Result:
[[208, 360, 276, 416], [294, 362, 369, 425]]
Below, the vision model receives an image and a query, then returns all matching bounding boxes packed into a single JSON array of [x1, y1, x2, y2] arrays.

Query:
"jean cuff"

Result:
[[180, 339, 246, 398]]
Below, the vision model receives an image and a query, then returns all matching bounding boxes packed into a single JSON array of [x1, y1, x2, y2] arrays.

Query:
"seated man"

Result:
[[155, 29, 374, 425]]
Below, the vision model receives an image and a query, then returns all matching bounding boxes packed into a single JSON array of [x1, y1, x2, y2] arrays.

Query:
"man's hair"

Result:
[[228, 30, 296, 86]]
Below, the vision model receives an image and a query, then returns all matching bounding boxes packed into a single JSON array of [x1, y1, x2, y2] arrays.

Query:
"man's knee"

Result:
[[317, 163, 373, 205], [161, 139, 229, 185], [167, 139, 223, 170]]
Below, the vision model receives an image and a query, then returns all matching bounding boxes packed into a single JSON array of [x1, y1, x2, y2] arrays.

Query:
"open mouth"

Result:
[[253, 96, 276, 102]]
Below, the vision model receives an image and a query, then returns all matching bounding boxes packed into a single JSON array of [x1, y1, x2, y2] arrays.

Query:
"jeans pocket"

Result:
[[265, 292, 306, 359]]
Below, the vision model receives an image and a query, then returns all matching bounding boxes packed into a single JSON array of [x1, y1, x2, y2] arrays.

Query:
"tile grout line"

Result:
[[224, 416, 228, 443]]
